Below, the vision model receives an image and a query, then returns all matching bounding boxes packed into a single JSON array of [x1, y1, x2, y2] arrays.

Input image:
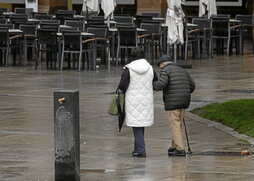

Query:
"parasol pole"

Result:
[[173, 43, 177, 63]]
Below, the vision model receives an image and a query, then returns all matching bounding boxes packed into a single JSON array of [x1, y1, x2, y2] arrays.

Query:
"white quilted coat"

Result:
[[125, 59, 154, 127]]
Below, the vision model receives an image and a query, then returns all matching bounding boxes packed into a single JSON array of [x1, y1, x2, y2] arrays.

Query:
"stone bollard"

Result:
[[54, 90, 80, 181]]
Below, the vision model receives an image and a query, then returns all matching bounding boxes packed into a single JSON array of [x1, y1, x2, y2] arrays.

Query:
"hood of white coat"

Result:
[[125, 59, 151, 74]]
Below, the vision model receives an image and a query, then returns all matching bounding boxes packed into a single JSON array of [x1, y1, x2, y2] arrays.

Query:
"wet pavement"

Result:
[[0, 50, 254, 180]]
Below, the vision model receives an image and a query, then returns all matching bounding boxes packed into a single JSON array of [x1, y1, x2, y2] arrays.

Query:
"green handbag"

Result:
[[107, 89, 124, 116]]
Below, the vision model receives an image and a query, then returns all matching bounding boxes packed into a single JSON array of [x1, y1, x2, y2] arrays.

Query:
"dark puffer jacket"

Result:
[[153, 63, 195, 111]]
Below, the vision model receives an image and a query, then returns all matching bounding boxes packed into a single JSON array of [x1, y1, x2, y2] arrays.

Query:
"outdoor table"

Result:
[[28, 18, 41, 23], [8, 29, 23, 34]]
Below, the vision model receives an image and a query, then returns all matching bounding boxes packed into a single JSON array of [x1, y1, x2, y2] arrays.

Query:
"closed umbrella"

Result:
[[101, 0, 116, 19], [166, 0, 185, 61], [199, 0, 217, 19], [82, 0, 99, 12]]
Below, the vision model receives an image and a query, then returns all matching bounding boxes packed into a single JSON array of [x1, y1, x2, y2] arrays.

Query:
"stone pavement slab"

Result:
[[0, 53, 254, 180]]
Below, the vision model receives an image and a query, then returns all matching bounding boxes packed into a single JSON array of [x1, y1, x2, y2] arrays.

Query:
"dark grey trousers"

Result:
[[132, 127, 146, 154]]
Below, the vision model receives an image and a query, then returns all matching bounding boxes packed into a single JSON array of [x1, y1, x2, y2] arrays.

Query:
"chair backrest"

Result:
[[116, 22, 135, 27], [185, 16, 199, 23], [0, 19, 7, 24], [0, 27, 9, 42], [211, 17, 230, 36], [62, 30, 82, 48], [140, 22, 161, 34], [192, 18, 211, 29], [64, 20, 85, 31], [81, 11, 98, 19], [32, 12, 47, 18], [87, 19, 105, 27], [40, 23, 59, 31], [0, 24, 14, 29], [40, 20, 60, 24], [37, 28, 58, 46], [10, 18, 28, 28], [14, 8, 26, 14], [59, 26, 78, 32], [57, 10, 76, 15], [235, 15, 253, 25], [91, 15, 105, 20], [87, 27, 108, 38], [55, 12, 74, 24], [142, 13, 160, 17], [10, 14, 29, 19], [19, 24, 37, 35], [0, 8, 8, 12], [114, 16, 133, 24], [34, 14, 52, 20], [211, 14, 230, 18], [117, 26, 137, 47], [135, 15, 153, 28], [141, 22, 161, 41]]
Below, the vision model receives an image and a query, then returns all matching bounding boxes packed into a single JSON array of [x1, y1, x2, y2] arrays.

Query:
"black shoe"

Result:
[[132, 151, 146, 158], [168, 149, 186, 156], [168, 147, 176, 154]]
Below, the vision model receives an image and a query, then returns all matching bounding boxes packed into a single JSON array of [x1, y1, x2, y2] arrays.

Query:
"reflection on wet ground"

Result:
[[0, 53, 254, 180]]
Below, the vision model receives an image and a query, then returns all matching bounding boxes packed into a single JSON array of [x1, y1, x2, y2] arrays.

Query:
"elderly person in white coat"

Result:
[[118, 48, 157, 157]]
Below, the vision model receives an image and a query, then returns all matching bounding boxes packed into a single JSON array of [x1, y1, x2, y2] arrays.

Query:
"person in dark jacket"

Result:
[[153, 55, 195, 156]]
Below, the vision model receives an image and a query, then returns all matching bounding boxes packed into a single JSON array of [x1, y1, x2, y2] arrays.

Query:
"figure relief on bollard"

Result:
[[54, 90, 80, 181]]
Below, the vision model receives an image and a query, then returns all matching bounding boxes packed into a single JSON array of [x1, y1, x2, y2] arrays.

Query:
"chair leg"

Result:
[[78, 49, 82, 71], [184, 41, 188, 61], [60, 45, 64, 71], [197, 38, 200, 59], [227, 38, 230, 56], [116, 45, 120, 66], [107, 45, 110, 69]]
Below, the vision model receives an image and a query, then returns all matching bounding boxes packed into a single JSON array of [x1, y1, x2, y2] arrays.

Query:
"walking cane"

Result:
[[183, 118, 192, 154]]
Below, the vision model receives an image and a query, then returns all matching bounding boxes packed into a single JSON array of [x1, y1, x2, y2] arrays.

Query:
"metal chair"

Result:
[[0, 27, 10, 66], [37, 28, 59, 69], [235, 14, 254, 54], [87, 26, 110, 66], [192, 18, 212, 57], [0, 27, 23, 66], [116, 26, 137, 65], [183, 23, 201, 60], [141, 22, 162, 64], [60, 30, 82, 71], [19, 24, 37, 65], [211, 17, 242, 55]]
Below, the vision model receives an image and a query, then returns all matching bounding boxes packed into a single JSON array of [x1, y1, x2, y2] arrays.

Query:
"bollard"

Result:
[[54, 90, 80, 181]]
